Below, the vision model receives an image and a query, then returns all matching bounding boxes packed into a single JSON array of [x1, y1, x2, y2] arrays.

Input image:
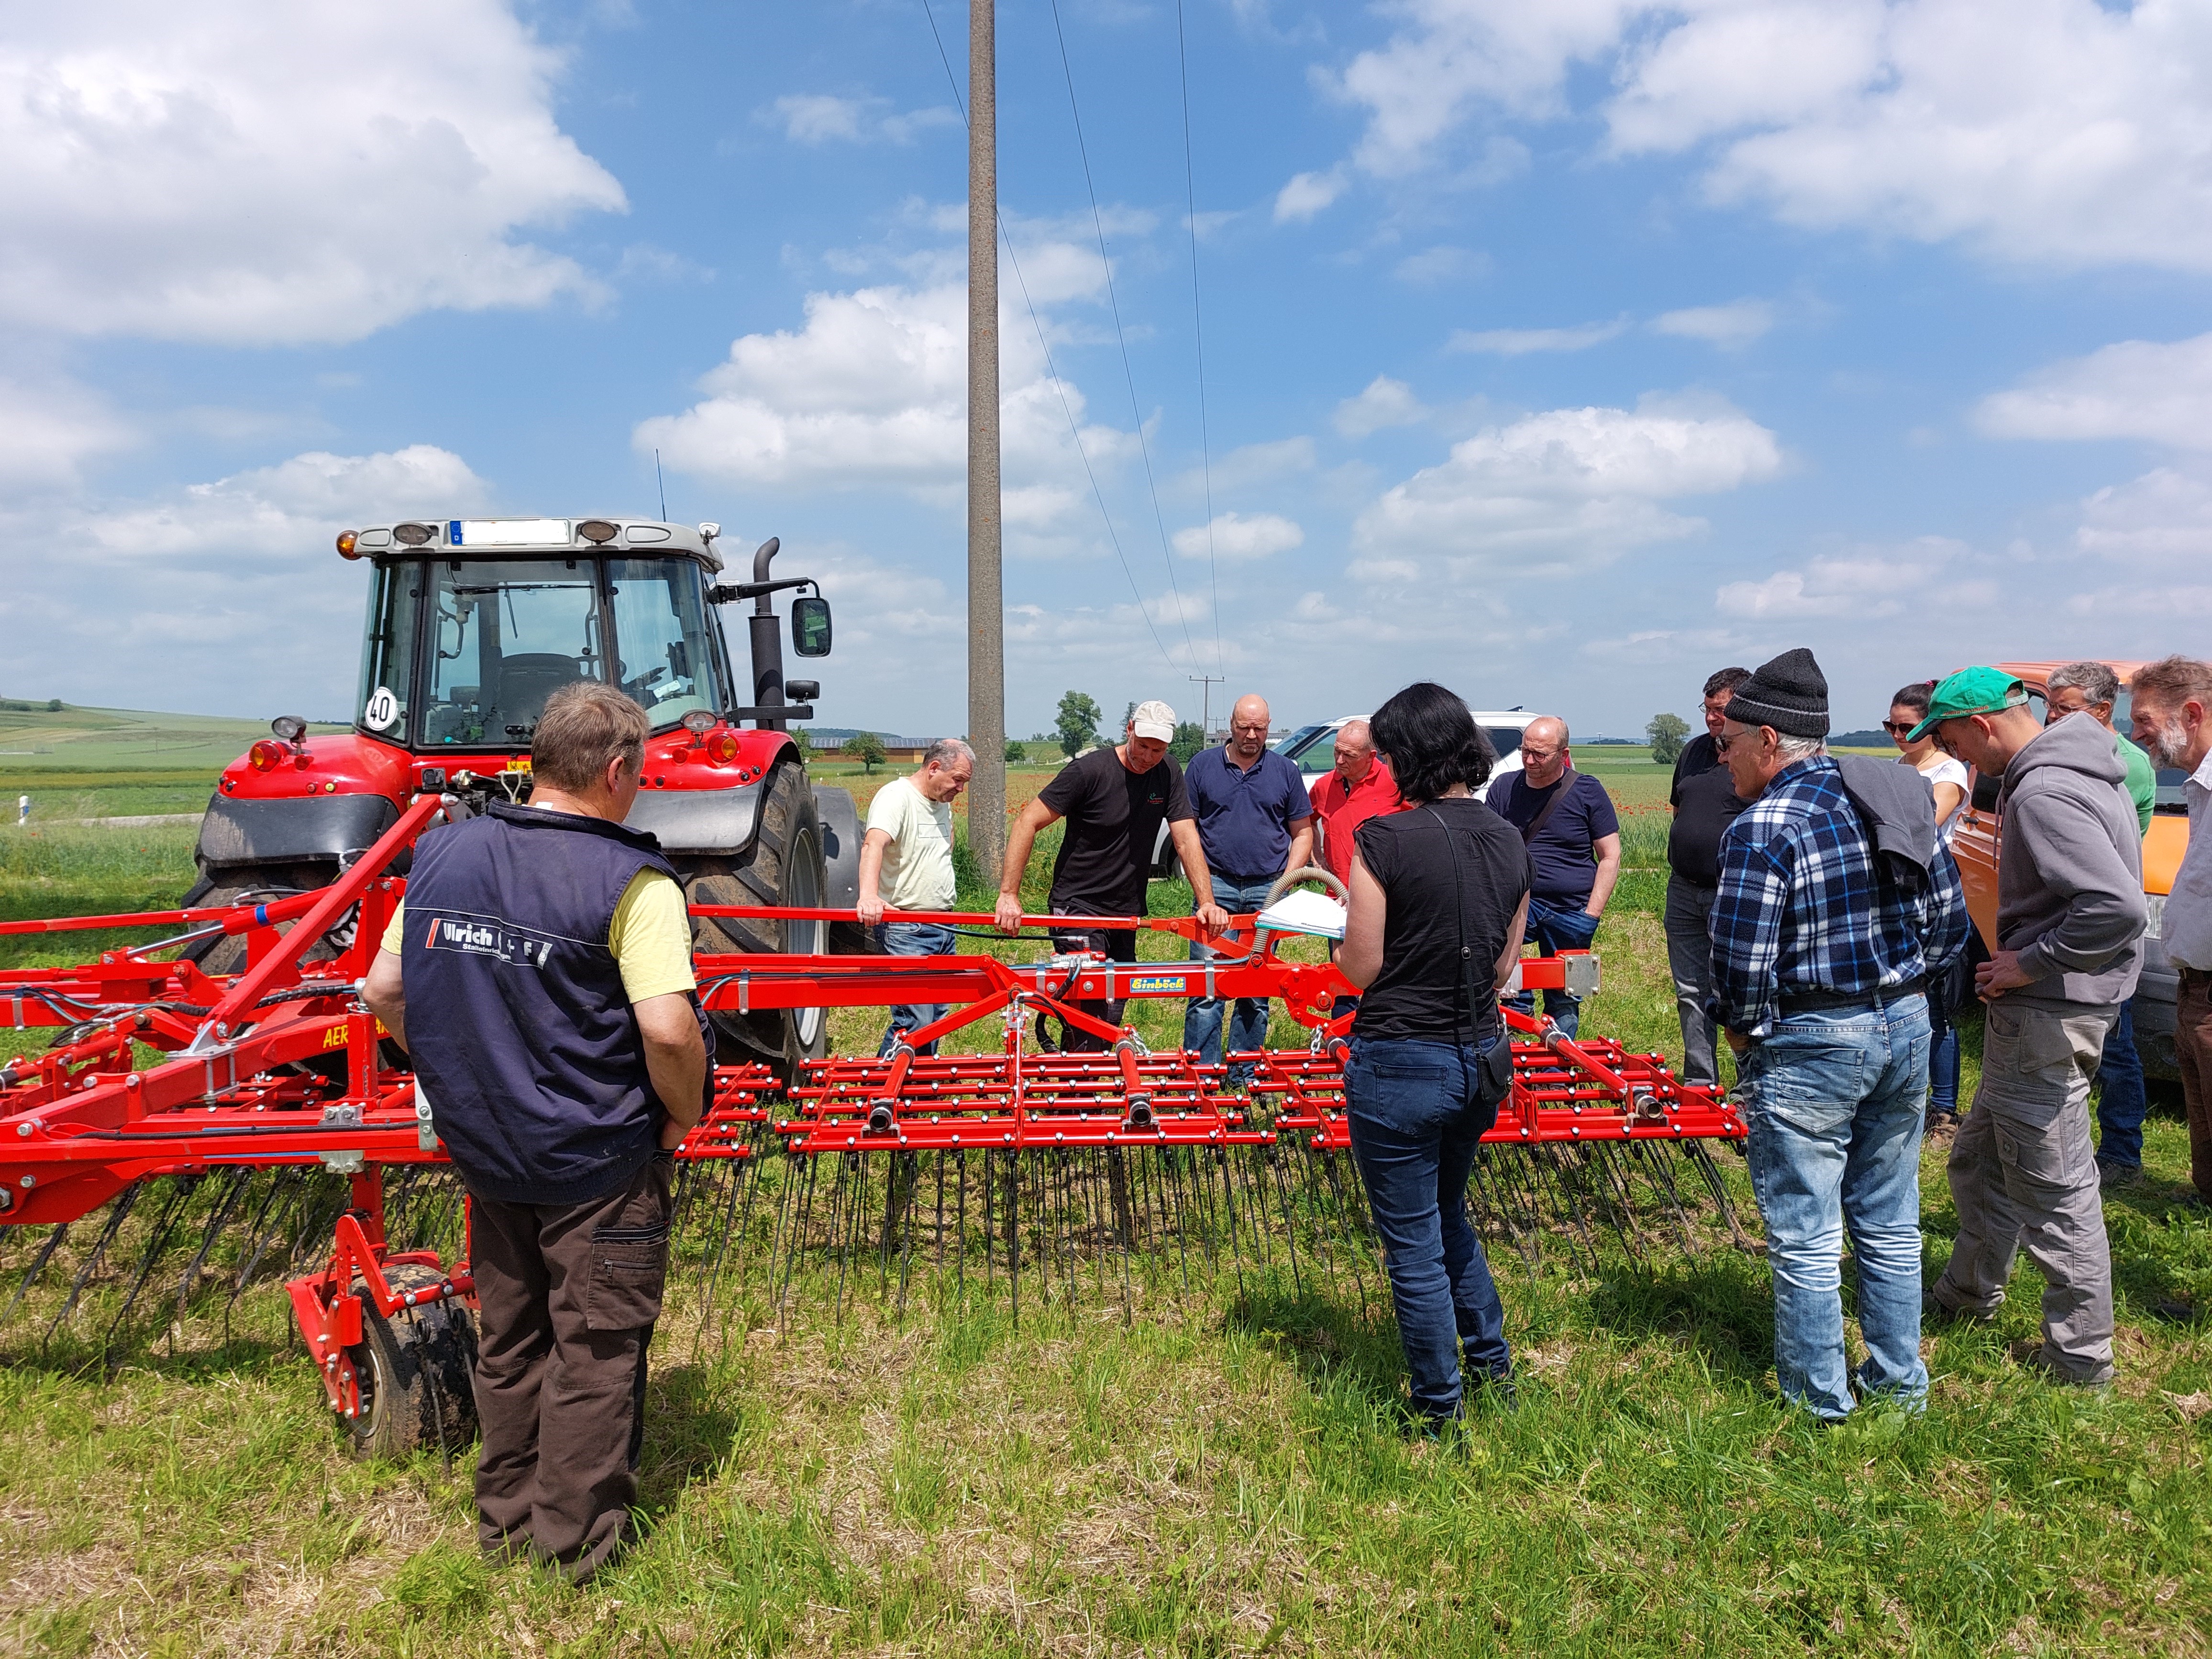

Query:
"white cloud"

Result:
[[1274, 167, 1347, 222], [760, 94, 958, 146], [0, 378, 133, 489], [1172, 511, 1305, 561], [0, 0, 626, 344], [1976, 333, 2212, 451], [1352, 396, 1783, 574], [1181, 436, 1316, 493], [1394, 245, 1493, 286], [1320, 0, 2212, 273], [1714, 539, 1969, 619], [1653, 299, 1774, 348], [0, 445, 490, 717], [2074, 465, 2212, 561], [1335, 376, 1429, 439], [1449, 318, 1627, 355]]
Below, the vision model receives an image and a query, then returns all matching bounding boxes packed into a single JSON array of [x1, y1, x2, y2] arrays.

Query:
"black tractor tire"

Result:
[[179, 862, 349, 977], [343, 1262, 480, 1462], [678, 760, 830, 1082]]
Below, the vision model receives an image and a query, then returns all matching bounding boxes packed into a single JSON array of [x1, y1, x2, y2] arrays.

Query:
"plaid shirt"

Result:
[[1709, 757, 1969, 1039]]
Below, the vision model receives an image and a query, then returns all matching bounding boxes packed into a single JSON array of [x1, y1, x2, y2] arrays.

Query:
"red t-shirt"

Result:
[[1309, 758, 1405, 884]]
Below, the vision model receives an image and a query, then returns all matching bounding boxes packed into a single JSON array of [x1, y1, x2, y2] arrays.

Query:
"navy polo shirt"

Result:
[[1484, 768, 1621, 908], [1185, 745, 1310, 882]]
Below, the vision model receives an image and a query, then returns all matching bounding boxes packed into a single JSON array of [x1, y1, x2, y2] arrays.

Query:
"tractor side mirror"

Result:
[[791, 596, 832, 657]]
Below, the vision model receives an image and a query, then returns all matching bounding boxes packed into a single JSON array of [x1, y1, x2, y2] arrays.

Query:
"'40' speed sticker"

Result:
[[363, 686, 400, 730]]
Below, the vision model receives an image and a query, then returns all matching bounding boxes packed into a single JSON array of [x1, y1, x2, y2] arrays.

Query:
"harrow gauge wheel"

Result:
[[342, 1262, 480, 1462]]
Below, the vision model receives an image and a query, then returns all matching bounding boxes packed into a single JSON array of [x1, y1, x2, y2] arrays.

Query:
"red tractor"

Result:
[[184, 515, 860, 1077]]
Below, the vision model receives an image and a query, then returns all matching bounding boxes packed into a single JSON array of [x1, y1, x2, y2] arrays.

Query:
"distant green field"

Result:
[[0, 700, 344, 775]]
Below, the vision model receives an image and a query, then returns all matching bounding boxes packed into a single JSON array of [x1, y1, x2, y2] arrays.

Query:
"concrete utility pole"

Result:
[[965, 0, 1007, 875], [1188, 675, 1224, 740]]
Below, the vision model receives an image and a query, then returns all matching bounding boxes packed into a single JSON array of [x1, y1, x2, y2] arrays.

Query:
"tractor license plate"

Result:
[[502, 757, 531, 774]]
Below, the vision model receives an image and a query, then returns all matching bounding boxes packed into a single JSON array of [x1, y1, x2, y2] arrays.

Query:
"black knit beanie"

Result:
[[1724, 647, 1830, 739]]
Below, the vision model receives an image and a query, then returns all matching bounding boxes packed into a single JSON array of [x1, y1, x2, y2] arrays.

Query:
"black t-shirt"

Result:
[[1351, 797, 1530, 1045], [1671, 730, 1719, 796], [1038, 746, 1193, 917], [1668, 760, 1749, 886]]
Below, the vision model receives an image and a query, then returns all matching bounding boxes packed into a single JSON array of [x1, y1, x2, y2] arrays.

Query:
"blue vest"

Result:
[[401, 801, 688, 1205]]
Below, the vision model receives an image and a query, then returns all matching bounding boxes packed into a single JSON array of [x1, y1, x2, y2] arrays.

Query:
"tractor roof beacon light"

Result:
[[577, 520, 619, 544], [698, 522, 721, 543], [336, 531, 360, 559], [392, 521, 436, 547]]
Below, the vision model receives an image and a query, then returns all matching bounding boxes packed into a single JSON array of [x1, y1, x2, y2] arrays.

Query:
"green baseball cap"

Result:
[[1906, 667, 2029, 742]]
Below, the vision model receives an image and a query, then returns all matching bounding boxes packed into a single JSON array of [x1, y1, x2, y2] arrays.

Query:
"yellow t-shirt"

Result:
[[380, 868, 696, 1003]]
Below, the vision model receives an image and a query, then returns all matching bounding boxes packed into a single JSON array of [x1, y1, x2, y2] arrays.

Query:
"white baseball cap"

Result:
[[1129, 699, 1177, 741]]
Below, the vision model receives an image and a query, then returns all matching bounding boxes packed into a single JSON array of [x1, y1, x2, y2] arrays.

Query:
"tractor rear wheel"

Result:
[[678, 760, 830, 1082], [180, 862, 349, 977], [343, 1262, 480, 1462]]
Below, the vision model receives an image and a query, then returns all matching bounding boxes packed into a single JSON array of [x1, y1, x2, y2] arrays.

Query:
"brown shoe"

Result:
[[1922, 1111, 1959, 1144]]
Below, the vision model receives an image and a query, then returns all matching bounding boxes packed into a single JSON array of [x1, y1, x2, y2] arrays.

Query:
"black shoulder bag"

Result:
[[1424, 805, 1515, 1123]]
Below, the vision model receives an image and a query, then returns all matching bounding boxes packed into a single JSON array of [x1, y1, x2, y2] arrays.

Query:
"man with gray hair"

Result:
[[2044, 661, 2156, 1187], [858, 738, 974, 1055], [1710, 648, 1969, 1420]]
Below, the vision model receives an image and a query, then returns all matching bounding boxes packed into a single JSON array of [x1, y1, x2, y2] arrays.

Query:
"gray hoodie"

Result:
[[1997, 711, 2146, 1010]]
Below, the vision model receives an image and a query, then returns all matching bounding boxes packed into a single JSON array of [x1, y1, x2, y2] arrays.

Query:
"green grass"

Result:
[[2, 773, 2210, 1655]]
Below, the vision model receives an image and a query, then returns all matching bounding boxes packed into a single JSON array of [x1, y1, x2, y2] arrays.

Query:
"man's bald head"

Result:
[[1228, 695, 1271, 762], [1519, 716, 1569, 786], [1332, 719, 1375, 782]]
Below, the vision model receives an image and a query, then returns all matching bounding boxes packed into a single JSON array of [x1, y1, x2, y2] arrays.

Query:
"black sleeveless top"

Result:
[[1351, 796, 1529, 1044]]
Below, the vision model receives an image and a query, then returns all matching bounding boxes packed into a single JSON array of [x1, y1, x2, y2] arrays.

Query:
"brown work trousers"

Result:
[[467, 1152, 671, 1582]]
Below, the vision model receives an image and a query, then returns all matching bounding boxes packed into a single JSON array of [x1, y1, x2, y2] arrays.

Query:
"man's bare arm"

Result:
[[856, 827, 892, 926], [362, 948, 408, 1053], [996, 797, 1062, 931], [636, 992, 708, 1149], [1171, 820, 1229, 932], [1586, 832, 1623, 919], [1284, 814, 1314, 877]]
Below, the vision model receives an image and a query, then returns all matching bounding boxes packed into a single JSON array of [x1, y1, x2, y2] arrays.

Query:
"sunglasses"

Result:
[[1882, 720, 1918, 736]]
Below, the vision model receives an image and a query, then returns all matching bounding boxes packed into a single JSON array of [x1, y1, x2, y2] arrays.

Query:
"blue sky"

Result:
[[4, 0, 2210, 742]]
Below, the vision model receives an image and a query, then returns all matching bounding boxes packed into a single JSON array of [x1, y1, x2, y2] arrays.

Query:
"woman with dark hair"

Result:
[[1887, 680, 1970, 1136], [1340, 682, 1531, 1425]]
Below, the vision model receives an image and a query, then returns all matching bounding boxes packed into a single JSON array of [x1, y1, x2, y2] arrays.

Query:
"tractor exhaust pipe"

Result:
[[746, 536, 786, 730]]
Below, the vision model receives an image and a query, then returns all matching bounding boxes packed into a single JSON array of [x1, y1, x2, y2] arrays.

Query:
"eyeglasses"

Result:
[[1881, 720, 1917, 736]]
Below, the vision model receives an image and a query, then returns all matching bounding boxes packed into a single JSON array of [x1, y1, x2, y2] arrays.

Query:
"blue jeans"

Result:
[[1184, 875, 1276, 1084], [1739, 997, 1932, 1419], [874, 921, 958, 1056], [2094, 998, 2147, 1167], [1344, 1035, 1513, 1421], [1501, 896, 1597, 1039], [1924, 951, 1969, 1117]]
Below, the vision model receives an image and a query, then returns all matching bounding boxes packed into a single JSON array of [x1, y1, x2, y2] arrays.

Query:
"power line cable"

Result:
[[1046, 0, 1202, 672], [1172, 0, 1225, 677], [918, 0, 1179, 673]]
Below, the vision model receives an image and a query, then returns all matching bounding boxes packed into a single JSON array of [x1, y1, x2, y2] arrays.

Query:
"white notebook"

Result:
[[1254, 887, 1348, 941]]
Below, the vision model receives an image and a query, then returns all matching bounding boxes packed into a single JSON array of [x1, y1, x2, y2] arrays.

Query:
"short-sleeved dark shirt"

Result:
[[1184, 744, 1311, 882], [1669, 734, 1749, 887], [1038, 746, 1193, 917], [1483, 769, 1621, 907], [1352, 798, 1530, 1045]]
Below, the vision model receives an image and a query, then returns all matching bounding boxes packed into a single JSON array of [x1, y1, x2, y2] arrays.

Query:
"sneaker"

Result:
[[2150, 1296, 2203, 1324], [2096, 1158, 2145, 1191], [1922, 1289, 1994, 1327], [2010, 1341, 2112, 1388], [1923, 1111, 1959, 1143]]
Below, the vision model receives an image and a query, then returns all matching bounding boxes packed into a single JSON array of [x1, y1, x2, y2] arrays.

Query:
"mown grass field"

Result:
[[1, 758, 2208, 1656]]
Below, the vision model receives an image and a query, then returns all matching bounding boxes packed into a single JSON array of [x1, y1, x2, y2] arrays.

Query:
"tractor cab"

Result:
[[190, 515, 857, 1078], [345, 517, 828, 758]]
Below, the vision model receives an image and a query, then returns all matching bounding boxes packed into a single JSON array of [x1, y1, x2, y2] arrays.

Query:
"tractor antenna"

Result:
[[655, 450, 669, 520]]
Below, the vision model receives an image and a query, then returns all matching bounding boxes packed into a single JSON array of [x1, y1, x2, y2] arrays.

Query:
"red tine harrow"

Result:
[[0, 806, 1753, 1456]]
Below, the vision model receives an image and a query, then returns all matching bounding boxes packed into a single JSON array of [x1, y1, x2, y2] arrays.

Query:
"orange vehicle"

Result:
[[1947, 660, 2190, 1075]]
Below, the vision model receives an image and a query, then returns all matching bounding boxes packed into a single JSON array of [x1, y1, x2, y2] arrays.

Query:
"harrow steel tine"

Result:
[[1467, 1149, 1543, 1275], [1634, 1142, 1702, 1256], [99, 1175, 206, 1353], [172, 1168, 253, 1332], [4, 1221, 72, 1328], [1683, 1139, 1759, 1252], [46, 1182, 143, 1344]]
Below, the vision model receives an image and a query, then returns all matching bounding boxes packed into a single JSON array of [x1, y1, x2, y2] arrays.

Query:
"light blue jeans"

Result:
[[1183, 875, 1277, 1084], [874, 921, 958, 1056], [1739, 995, 1932, 1420]]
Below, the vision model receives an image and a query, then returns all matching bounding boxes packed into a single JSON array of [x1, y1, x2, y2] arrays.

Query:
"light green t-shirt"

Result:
[[865, 774, 956, 910], [2120, 734, 2156, 837]]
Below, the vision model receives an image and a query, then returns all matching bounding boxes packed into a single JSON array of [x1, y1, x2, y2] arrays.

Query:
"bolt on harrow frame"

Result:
[[0, 798, 1752, 1446]]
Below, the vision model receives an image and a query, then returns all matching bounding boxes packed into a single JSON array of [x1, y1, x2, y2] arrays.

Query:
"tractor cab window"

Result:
[[607, 558, 719, 729], [357, 561, 419, 740], [423, 560, 603, 747]]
